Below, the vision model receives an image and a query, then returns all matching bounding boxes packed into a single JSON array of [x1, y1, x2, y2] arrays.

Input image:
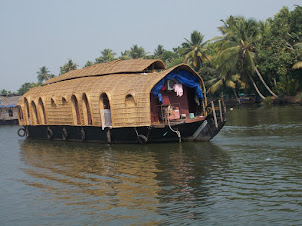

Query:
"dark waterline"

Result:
[[0, 105, 302, 225]]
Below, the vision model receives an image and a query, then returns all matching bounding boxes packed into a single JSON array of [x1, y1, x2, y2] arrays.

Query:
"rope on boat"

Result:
[[134, 127, 148, 144], [47, 127, 53, 140], [167, 115, 181, 143], [62, 127, 68, 140]]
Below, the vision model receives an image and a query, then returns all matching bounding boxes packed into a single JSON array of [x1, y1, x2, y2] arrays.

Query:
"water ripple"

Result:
[[1, 105, 302, 225]]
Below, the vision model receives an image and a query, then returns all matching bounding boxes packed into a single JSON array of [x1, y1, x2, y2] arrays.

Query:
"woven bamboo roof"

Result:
[[44, 59, 166, 85], [19, 62, 203, 127]]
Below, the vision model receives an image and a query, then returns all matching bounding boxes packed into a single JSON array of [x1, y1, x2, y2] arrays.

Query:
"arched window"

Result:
[[125, 94, 136, 107], [51, 98, 57, 108], [17, 106, 23, 121], [71, 95, 81, 125], [100, 93, 110, 110], [31, 101, 39, 125], [24, 98, 30, 124], [62, 97, 67, 106], [38, 98, 47, 124], [82, 93, 92, 125]]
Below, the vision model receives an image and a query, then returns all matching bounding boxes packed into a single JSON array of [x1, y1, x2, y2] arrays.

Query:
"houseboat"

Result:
[[17, 59, 226, 143]]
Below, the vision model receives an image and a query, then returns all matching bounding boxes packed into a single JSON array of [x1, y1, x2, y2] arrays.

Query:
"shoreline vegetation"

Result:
[[1, 5, 301, 105]]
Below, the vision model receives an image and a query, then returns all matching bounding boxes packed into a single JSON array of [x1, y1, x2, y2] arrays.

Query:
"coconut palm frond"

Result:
[[179, 30, 209, 70], [294, 42, 302, 49], [225, 80, 236, 89], [293, 61, 302, 69], [206, 78, 219, 86], [208, 79, 223, 94]]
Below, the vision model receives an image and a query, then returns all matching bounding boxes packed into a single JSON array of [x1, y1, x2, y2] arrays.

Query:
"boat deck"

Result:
[[151, 115, 206, 128]]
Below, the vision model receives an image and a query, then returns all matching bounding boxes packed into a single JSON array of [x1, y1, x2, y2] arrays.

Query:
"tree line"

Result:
[[2, 5, 301, 101]]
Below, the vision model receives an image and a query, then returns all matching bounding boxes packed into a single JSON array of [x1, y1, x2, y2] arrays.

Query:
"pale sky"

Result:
[[0, 0, 301, 92]]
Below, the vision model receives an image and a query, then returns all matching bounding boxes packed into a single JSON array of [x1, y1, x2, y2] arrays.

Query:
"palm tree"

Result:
[[119, 50, 131, 60], [154, 45, 165, 59], [208, 73, 243, 103], [60, 59, 78, 75], [84, 61, 94, 67], [179, 30, 210, 71], [129, 45, 148, 59], [37, 66, 54, 83], [215, 16, 278, 99], [210, 49, 245, 102], [95, 49, 116, 63]]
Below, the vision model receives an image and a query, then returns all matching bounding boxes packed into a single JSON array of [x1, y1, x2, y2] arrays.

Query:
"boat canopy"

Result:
[[151, 70, 204, 103]]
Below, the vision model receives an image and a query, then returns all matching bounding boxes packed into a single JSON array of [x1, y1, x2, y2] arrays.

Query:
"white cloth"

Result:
[[173, 83, 183, 97]]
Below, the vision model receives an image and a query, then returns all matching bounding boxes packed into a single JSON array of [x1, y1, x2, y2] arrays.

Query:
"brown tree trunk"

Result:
[[232, 87, 240, 103], [248, 74, 266, 100], [254, 66, 279, 98]]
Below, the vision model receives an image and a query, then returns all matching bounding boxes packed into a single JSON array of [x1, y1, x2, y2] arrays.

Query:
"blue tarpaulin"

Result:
[[0, 104, 16, 108], [151, 70, 204, 103]]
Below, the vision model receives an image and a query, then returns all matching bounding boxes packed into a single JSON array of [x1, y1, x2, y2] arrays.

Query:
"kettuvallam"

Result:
[[17, 59, 226, 144]]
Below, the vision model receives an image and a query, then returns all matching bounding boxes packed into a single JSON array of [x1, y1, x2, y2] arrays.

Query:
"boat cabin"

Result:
[[17, 59, 208, 130]]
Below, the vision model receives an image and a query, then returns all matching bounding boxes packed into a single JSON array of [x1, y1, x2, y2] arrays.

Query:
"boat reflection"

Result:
[[19, 140, 230, 223]]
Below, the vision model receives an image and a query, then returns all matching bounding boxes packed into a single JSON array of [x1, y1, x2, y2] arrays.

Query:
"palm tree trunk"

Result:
[[254, 66, 279, 98], [273, 78, 278, 88], [248, 74, 266, 100], [232, 88, 240, 103]]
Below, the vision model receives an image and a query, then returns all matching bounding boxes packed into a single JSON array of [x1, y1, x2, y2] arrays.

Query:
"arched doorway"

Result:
[[31, 101, 39, 124], [38, 98, 47, 124], [82, 93, 92, 125], [100, 93, 110, 110], [24, 98, 30, 124], [71, 95, 81, 125], [17, 106, 24, 123], [100, 93, 112, 128]]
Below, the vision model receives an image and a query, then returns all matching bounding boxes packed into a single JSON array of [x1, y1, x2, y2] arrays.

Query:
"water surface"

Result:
[[0, 105, 302, 225]]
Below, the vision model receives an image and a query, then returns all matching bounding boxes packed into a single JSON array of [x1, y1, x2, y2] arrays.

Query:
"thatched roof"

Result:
[[0, 96, 21, 108], [44, 59, 165, 85], [18, 60, 203, 127]]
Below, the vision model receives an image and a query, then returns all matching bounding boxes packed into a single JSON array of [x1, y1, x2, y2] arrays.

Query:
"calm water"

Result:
[[1, 105, 302, 225]]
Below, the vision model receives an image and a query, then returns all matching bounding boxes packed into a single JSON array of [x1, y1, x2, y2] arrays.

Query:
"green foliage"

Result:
[[1, 89, 13, 95], [166, 56, 184, 69], [17, 82, 40, 95], [119, 50, 131, 60], [211, 16, 262, 97], [36, 66, 55, 83], [95, 49, 116, 63], [158, 50, 183, 68], [179, 30, 209, 71], [292, 42, 302, 69], [129, 45, 149, 59], [84, 61, 94, 67], [261, 96, 274, 105], [257, 6, 302, 96], [60, 59, 78, 75], [277, 74, 300, 96], [153, 45, 165, 59]]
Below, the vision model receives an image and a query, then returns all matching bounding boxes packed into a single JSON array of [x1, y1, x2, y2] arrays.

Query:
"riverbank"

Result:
[[223, 93, 302, 105]]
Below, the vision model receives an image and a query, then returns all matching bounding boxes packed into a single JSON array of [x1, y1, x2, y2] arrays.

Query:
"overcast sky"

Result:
[[0, 0, 300, 92]]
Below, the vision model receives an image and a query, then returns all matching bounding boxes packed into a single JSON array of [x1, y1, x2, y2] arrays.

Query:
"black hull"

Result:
[[21, 116, 225, 144]]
